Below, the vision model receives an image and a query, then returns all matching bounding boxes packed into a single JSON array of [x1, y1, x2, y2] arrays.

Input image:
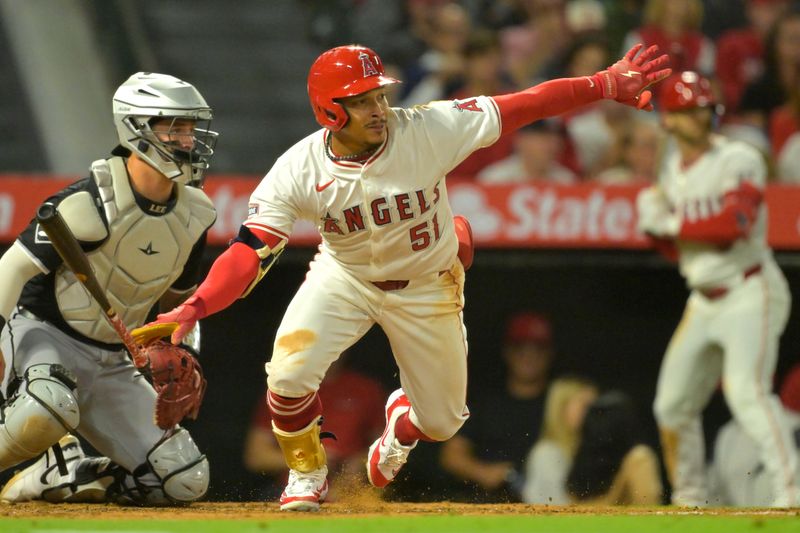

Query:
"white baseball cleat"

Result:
[[1, 434, 111, 504], [279, 466, 329, 511], [367, 388, 418, 488], [1, 434, 84, 503]]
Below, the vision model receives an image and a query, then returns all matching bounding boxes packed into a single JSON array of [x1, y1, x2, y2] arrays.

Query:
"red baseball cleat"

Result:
[[367, 389, 417, 488], [279, 466, 329, 511]]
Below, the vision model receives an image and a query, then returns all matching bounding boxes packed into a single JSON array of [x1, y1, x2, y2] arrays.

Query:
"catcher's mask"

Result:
[[113, 72, 218, 187]]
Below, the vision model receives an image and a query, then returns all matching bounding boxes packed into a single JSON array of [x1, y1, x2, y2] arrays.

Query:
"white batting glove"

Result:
[[636, 186, 680, 237]]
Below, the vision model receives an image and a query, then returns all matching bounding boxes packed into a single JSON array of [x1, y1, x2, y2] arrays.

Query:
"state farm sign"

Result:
[[448, 183, 646, 248], [3, 176, 800, 249]]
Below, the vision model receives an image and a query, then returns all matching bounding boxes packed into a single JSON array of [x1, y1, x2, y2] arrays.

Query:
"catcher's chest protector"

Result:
[[55, 157, 216, 344]]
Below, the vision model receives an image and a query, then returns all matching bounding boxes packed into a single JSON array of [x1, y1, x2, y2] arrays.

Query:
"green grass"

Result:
[[1, 515, 799, 533]]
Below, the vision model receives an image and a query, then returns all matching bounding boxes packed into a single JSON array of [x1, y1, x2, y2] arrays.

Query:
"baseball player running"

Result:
[[150, 43, 670, 511], [638, 71, 799, 507], [0, 73, 216, 505]]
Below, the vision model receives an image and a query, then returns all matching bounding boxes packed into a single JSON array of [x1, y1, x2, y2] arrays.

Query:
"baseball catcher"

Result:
[[0, 72, 216, 506]]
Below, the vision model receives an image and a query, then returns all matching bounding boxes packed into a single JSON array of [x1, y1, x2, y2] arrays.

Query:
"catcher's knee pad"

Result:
[[272, 415, 327, 473], [146, 428, 208, 503], [0, 364, 79, 470]]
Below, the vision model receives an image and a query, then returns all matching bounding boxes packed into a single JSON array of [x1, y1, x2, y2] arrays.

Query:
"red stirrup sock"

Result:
[[394, 411, 434, 444], [267, 390, 323, 432]]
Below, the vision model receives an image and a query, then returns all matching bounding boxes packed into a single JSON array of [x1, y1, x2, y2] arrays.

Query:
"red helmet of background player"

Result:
[[307, 45, 401, 131], [658, 71, 716, 112]]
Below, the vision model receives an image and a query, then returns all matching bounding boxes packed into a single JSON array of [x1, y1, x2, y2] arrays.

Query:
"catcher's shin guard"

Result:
[[272, 415, 327, 473], [0, 364, 79, 471]]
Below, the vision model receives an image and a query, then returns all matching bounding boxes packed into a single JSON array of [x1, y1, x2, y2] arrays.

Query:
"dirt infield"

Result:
[[1, 501, 798, 520]]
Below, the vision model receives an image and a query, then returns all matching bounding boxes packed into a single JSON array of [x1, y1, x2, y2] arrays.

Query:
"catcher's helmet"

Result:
[[307, 45, 400, 131], [113, 72, 218, 186], [658, 71, 715, 112]]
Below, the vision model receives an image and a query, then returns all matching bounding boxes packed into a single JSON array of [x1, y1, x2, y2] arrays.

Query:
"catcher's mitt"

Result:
[[144, 341, 207, 430]]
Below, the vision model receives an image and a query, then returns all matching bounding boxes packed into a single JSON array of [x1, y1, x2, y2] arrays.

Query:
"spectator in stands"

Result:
[[708, 364, 800, 506], [551, 33, 623, 176], [622, 0, 715, 81], [601, 0, 647, 55], [595, 119, 664, 184], [522, 376, 598, 504], [500, 0, 572, 88], [566, 391, 663, 505], [768, 31, 800, 181], [739, 8, 800, 130], [447, 30, 517, 180], [243, 351, 386, 500], [400, 2, 471, 106], [564, 0, 607, 35], [715, 0, 789, 115], [439, 311, 554, 502], [477, 119, 576, 184]]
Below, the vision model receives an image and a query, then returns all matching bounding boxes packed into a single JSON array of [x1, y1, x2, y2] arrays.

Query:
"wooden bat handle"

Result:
[[36, 202, 149, 369]]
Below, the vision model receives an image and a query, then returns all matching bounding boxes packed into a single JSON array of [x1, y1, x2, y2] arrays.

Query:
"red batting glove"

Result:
[[150, 295, 206, 345], [595, 43, 672, 111]]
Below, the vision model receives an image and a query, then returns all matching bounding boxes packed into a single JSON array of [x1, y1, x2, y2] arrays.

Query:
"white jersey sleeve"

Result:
[[407, 96, 502, 173], [717, 142, 767, 192], [245, 155, 314, 241]]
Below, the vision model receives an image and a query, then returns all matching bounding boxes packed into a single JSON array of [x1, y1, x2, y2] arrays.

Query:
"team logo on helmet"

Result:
[[359, 52, 379, 77]]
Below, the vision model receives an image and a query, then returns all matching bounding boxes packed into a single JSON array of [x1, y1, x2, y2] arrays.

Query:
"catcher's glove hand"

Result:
[[145, 341, 207, 430]]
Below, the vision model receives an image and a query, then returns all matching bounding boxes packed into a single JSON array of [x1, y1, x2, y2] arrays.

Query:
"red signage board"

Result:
[[2, 175, 800, 249]]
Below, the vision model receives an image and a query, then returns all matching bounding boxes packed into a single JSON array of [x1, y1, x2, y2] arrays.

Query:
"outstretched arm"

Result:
[[150, 225, 285, 344], [494, 44, 671, 134]]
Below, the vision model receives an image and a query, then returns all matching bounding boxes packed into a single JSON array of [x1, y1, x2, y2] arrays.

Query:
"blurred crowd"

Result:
[[307, 0, 800, 184]]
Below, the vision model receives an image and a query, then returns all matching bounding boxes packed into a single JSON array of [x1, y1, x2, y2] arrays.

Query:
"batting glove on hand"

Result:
[[151, 295, 205, 345], [596, 44, 672, 111], [636, 186, 679, 237]]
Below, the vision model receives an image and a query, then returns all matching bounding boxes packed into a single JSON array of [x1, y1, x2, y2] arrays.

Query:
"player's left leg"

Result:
[[653, 294, 723, 506], [369, 261, 469, 486], [717, 263, 798, 507]]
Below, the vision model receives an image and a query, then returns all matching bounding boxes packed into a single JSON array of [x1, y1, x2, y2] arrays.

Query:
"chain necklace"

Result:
[[324, 133, 378, 162]]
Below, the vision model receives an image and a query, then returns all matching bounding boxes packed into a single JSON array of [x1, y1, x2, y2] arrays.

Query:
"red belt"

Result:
[[700, 264, 762, 300], [371, 271, 447, 291], [371, 280, 409, 291]]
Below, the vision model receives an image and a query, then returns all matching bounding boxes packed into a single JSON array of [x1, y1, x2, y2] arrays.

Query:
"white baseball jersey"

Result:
[[659, 135, 769, 289], [244, 97, 501, 281]]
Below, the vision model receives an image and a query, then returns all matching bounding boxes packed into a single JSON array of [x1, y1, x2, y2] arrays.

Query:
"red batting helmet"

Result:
[[307, 45, 400, 131], [658, 71, 715, 112]]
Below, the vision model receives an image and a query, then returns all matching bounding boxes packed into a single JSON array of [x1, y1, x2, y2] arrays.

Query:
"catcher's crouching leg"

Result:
[[107, 427, 209, 506], [2, 429, 208, 506], [0, 364, 79, 471]]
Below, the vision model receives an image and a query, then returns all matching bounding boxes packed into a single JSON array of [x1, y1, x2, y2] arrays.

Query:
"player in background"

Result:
[[0, 73, 217, 505], [150, 43, 670, 511], [637, 71, 799, 507]]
